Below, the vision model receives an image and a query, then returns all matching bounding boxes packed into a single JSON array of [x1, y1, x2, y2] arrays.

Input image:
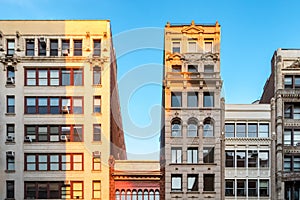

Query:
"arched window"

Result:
[[132, 190, 137, 200], [187, 119, 198, 137], [149, 190, 154, 200], [203, 118, 214, 137], [121, 190, 125, 200], [144, 190, 148, 200], [155, 190, 160, 200], [126, 190, 131, 200], [116, 190, 120, 200], [171, 119, 182, 137], [138, 190, 142, 200]]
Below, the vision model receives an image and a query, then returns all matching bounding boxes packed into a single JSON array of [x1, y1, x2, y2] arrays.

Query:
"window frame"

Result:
[[187, 147, 198, 164], [171, 147, 182, 164], [187, 174, 199, 191], [7, 95, 15, 114], [50, 39, 58, 56], [203, 174, 215, 192], [203, 147, 214, 164], [93, 39, 101, 57], [171, 92, 182, 107], [73, 39, 82, 56], [171, 174, 182, 192], [93, 124, 101, 142], [93, 66, 101, 85], [187, 92, 198, 107], [203, 92, 214, 107], [7, 39, 15, 55], [26, 39, 35, 56], [6, 180, 14, 199]]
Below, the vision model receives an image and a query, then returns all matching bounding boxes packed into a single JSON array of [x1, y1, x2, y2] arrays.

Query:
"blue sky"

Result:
[[2, 0, 300, 160]]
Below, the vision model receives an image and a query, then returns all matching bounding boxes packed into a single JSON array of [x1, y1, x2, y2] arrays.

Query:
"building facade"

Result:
[[224, 104, 274, 199], [261, 49, 300, 200], [161, 21, 224, 199], [0, 20, 126, 200]]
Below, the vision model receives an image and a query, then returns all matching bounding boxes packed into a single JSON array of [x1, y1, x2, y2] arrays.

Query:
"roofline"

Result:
[[0, 19, 110, 22]]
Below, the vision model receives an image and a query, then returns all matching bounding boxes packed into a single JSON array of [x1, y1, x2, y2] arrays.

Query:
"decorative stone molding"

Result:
[[1, 54, 20, 71]]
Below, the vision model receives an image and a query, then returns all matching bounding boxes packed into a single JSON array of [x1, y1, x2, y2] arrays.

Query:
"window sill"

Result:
[[5, 84, 15, 88], [92, 84, 102, 88], [187, 191, 200, 194], [5, 141, 16, 145], [5, 113, 15, 116], [170, 191, 184, 194], [202, 191, 216, 194], [5, 170, 15, 173], [5, 198, 15, 200], [92, 113, 102, 116]]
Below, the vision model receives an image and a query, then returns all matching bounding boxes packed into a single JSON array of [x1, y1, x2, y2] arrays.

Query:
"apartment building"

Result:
[[224, 104, 274, 199], [261, 48, 300, 200], [160, 21, 224, 199], [0, 20, 126, 200]]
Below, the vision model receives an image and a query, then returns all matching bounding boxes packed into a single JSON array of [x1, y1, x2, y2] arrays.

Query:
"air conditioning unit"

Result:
[[64, 180, 71, 185], [62, 49, 69, 56], [24, 136, 32, 143], [60, 135, 68, 142], [39, 37, 46, 44], [93, 151, 101, 157], [6, 136, 14, 142], [62, 106, 69, 114], [6, 77, 15, 84], [6, 151, 15, 157]]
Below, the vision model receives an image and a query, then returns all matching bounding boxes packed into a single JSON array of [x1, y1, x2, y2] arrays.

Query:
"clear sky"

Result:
[[2, 0, 300, 160]]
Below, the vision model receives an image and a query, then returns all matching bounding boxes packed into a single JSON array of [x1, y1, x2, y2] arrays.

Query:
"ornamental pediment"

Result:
[[166, 52, 185, 61], [287, 59, 300, 69], [181, 20, 204, 34]]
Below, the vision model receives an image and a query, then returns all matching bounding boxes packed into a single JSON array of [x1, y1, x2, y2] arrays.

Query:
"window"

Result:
[[248, 123, 257, 137], [72, 182, 83, 199], [7, 65, 15, 83], [259, 123, 269, 137], [203, 147, 214, 163], [225, 151, 235, 167], [38, 39, 46, 56], [37, 70, 48, 86], [171, 92, 181, 107], [171, 119, 182, 137], [38, 97, 47, 114], [284, 129, 300, 146], [7, 96, 15, 113], [7, 39, 15, 55], [260, 180, 269, 196], [93, 39, 101, 56], [225, 123, 234, 137], [171, 65, 181, 72], [284, 75, 300, 89], [93, 181, 101, 199], [248, 150, 258, 167], [284, 103, 300, 119], [144, 190, 148, 200], [7, 154, 15, 171], [187, 120, 198, 137], [93, 124, 101, 141], [187, 174, 198, 191], [6, 124, 15, 141], [93, 66, 101, 85], [236, 151, 246, 167], [62, 39, 70, 56], [248, 180, 257, 196], [237, 180, 246, 196], [225, 180, 234, 196], [26, 39, 35, 56], [204, 65, 214, 73], [132, 190, 137, 200], [138, 190, 142, 200], [171, 174, 182, 191], [73, 40, 82, 56], [284, 156, 292, 172], [187, 92, 198, 107], [94, 96, 101, 113], [203, 92, 214, 107], [187, 147, 198, 164], [73, 97, 83, 114], [203, 174, 214, 191], [236, 123, 246, 137], [259, 151, 269, 167], [155, 191, 159, 200], [204, 41, 213, 53], [203, 118, 214, 137], [6, 180, 14, 199], [50, 39, 58, 56], [172, 41, 180, 53], [171, 147, 182, 163], [149, 190, 154, 200], [93, 155, 101, 171], [188, 40, 197, 52], [188, 65, 198, 72]]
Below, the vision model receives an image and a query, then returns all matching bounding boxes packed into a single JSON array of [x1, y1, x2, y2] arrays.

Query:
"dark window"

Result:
[[237, 180, 246, 196], [7, 65, 15, 82], [187, 92, 198, 107], [172, 42, 180, 53], [203, 147, 214, 163], [284, 129, 300, 146], [236, 151, 246, 167], [26, 39, 35, 56], [259, 151, 269, 167], [203, 118, 214, 137], [260, 180, 269, 196], [284, 103, 300, 119], [73, 40, 82, 56], [188, 65, 198, 72], [50, 39, 58, 56], [187, 147, 198, 164], [203, 92, 214, 107], [93, 96, 101, 113], [187, 120, 197, 137], [7, 39, 15, 55], [248, 123, 257, 137], [225, 151, 234, 167], [62, 39, 70, 56], [248, 180, 257, 196], [171, 92, 182, 107], [187, 174, 198, 191], [203, 174, 214, 191], [225, 179, 234, 196], [7, 96, 15, 113], [38, 39, 46, 56], [171, 174, 182, 191], [171, 147, 182, 164], [93, 40, 101, 56], [248, 150, 258, 167], [6, 180, 14, 199], [225, 123, 234, 137], [284, 156, 292, 172], [7, 154, 15, 171], [171, 65, 181, 72], [284, 75, 300, 89], [93, 66, 101, 85], [6, 124, 15, 141], [93, 124, 101, 141], [236, 123, 246, 137], [171, 120, 181, 137], [93, 181, 101, 199]]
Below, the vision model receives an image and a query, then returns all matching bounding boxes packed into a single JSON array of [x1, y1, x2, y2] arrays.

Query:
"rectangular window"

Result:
[[284, 75, 300, 89], [26, 70, 36, 85], [38, 39, 46, 56], [203, 174, 214, 191], [171, 174, 182, 191], [248, 123, 257, 137], [259, 151, 269, 167], [93, 66, 101, 85], [171, 65, 181, 72], [236, 123, 246, 137], [62, 39, 70, 55], [187, 147, 198, 164], [172, 41, 180, 53], [225, 151, 235, 167], [203, 147, 214, 163], [73, 40, 82, 56], [284, 156, 292, 172], [204, 65, 214, 73], [93, 40, 101, 56], [225, 123, 235, 137], [187, 174, 198, 191], [38, 70, 48, 86], [7, 39, 15, 55], [188, 41, 197, 53], [171, 92, 182, 107], [248, 150, 258, 167], [6, 124, 15, 141], [284, 103, 300, 119], [237, 180, 246, 196], [50, 39, 58, 56], [188, 65, 198, 72], [7, 96, 15, 113], [259, 123, 269, 137], [6, 180, 14, 199], [204, 41, 213, 53], [26, 39, 35, 56], [260, 180, 269, 196], [73, 97, 83, 114], [187, 92, 198, 107], [236, 151, 246, 167], [171, 147, 182, 164], [7, 154, 15, 171], [7, 66, 15, 83], [248, 180, 257, 196], [225, 179, 234, 196], [73, 69, 83, 86], [94, 96, 101, 113], [93, 155, 101, 171], [93, 124, 101, 141], [50, 70, 59, 86], [203, 92, 214, 107], [62, 69, 71, 85], [93, 181, 101, 199]]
